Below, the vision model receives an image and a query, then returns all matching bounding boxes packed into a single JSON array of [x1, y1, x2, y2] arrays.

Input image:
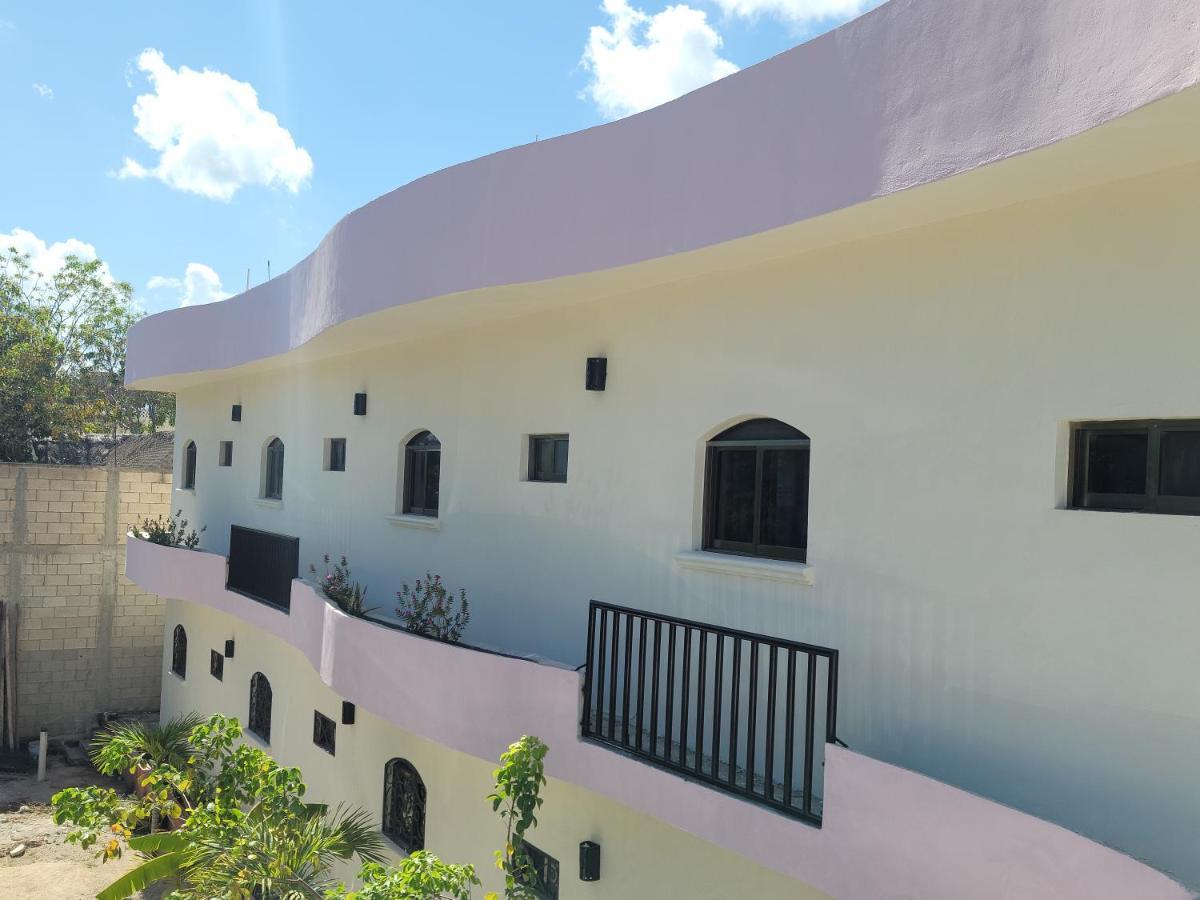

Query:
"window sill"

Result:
[[175, 487, 195, 496], [386, 514, 441, 531], [254, 498, 284, 510], [673, 550, 814, 586]]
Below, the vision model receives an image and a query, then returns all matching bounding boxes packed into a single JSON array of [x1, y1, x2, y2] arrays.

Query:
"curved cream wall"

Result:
[[125, 0, 1200, 386], [136, 542, 1187, 898], [162, 161, 1200, 888], [158, 594, 830, 900]]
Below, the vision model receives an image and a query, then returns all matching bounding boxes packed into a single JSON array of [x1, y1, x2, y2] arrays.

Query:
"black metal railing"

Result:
[[226, 525, 299, 611], [581, 600, 839, 826]]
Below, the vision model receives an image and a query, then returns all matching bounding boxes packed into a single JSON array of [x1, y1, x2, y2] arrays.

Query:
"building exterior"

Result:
[[122, 0, 1200, 896]]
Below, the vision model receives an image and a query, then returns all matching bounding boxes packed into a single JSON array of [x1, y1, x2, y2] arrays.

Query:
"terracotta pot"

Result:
[[131, 762, 153, 798]]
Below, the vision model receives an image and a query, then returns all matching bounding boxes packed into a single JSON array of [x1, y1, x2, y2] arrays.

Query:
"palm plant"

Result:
[[89, 713, 205, 775]]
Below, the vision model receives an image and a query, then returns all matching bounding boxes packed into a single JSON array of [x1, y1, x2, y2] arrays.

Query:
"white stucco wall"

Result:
[[167, 160, 1200, 887], [159, 596, 832, 900]]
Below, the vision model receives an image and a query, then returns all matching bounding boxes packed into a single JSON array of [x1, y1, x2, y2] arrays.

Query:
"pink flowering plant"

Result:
[[310, 554, 374, 618], [395, 573, 471, 643]]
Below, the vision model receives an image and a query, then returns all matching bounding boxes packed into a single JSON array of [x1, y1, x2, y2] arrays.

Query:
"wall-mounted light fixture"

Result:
[[579, 841, 601, 882], [224, 639, 235, 658], [341, 701, 356, 725], [231, 404, 242, 422], [353, 393, 368, 416], [585, 357, 607, 392]]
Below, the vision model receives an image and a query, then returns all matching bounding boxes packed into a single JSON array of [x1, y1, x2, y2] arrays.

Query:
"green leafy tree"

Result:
[[54, 717, 550, 900], [0, 246, 174, 460]]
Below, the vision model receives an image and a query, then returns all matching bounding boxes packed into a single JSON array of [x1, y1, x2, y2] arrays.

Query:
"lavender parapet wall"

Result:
[[126, 537, 1188, 900], [124, 0, 1200, 386]]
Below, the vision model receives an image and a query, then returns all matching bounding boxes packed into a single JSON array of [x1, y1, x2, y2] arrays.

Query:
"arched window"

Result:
[[402, 431, 441, 517], [703, 418, 810, 563], [248, 672, 273, 742], [171, 624, 187, 678], [182, 440, 197, 490], [263, 438, 285, 500], [382, 758, 426, 851]]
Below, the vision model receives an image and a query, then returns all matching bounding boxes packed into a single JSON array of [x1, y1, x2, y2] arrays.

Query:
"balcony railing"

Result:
[[226, 525, 299, 611], [581, 600, 839, 826]]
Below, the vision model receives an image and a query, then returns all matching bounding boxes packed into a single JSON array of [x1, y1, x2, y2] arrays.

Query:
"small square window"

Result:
[[528, 435, 568, 483], [326, 438, 347, 472], [218, 441, 233, 467], [313, 710, 336, 755], [210, 649, 224, 681]]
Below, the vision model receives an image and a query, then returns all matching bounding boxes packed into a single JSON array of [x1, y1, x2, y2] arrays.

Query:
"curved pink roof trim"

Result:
[[126, 0, 1200, 385]]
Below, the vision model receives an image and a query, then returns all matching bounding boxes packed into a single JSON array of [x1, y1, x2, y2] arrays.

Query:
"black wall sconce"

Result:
[[585, 357, 607, 392], [579, 841, 601, 882], [224, 639, 235, 658], [353, 392, 368, 416], [231, 404, 242, 422], [341, 701, 356, 725]]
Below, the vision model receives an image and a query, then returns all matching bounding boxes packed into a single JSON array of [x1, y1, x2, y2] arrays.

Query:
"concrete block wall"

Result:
[[0, 463, 172, 739]]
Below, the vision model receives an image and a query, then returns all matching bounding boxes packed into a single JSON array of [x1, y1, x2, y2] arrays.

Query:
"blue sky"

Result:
[[0, 1, 878, 315]]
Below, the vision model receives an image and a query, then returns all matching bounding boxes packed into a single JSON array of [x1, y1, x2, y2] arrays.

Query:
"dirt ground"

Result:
[[0, 760, 166, 899]]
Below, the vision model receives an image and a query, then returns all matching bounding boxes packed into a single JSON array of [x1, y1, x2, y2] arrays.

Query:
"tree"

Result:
[[52, 716, 550, 900], [0, 246, 173, 460]]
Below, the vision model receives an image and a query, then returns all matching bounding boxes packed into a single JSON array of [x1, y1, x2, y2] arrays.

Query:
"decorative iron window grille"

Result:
[[382, 758, 426, 852], [402, 431, 441, 516], [520, 842, 560, 900], [210, 649, 224, 681], [182, 440, 197, 489], [313, 710, 336, 755], [171, 625, 187, 678], [248, 672, 272, 743], [702, 418, 810, 563], [528, 435, 568, 483], [264, 437, 285, 500]]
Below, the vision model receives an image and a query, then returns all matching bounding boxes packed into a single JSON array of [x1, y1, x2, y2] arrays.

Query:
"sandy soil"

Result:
[[0, 761, 166, 899]]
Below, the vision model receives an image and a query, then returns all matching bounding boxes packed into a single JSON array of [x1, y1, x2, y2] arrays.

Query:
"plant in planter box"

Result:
[[311, 553, 375, 617], [131, 510, 204, 549], [396, 573, 470, 643]]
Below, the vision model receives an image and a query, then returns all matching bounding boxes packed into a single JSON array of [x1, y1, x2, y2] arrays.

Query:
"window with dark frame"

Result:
[[520, 842, 560, 900], [218, 441, 233, 467], [528, 435, 568, 483], [313, 710, 336, 755], [171, 625, 187, 678], [327, 438, 347, 472], [381, 758, 426, 852], [703, 418, 810, 563], [248, 672, 272, 743], [1071, 419, 1200, 515], [264, 438, 285, 500], [182, 440, 197, 489], [210, 649, 224, 680], [402, 431, 441, 516]]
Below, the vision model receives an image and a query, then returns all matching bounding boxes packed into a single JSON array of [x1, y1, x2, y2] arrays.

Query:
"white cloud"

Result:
[[582, 0, 739, 120], [146, 263, 231, 307], [118, 48, 313, 202], [0, 228, 113, 284], [711, 0, 878, 24], [32, 82, 53, 99]]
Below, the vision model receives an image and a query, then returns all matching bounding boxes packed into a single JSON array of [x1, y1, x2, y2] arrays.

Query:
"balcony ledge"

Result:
[[673, 550, 814, 586]]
